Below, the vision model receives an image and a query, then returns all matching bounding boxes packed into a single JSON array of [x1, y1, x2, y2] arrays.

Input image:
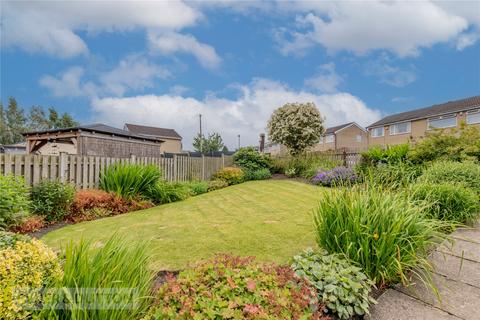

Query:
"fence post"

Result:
[[221, 153, 225, 168], [342, 150, 347, 167], [59, 152, 67, 183], [173, 154, 178, 181], [202, 155, 205, 180], [130, 154, 136, 164]]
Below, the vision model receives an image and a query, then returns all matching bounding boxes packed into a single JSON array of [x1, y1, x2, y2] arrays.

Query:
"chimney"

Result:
[[259, 133, 265, 153]]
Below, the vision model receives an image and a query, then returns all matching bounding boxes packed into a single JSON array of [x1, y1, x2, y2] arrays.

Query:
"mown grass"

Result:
[[43, 180, 322, 270]]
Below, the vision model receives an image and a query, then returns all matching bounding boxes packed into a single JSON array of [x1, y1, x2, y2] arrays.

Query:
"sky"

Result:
[[1, 0, 479, 150]]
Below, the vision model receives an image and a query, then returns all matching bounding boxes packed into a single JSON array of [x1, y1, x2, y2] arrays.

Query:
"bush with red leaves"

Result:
[[9, 215, 45, 234], [145, 254, 331, 320]]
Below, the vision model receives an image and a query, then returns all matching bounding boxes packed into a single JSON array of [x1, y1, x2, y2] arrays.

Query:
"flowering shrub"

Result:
[[212, 167, 245, 185], [0, 232, 62, 320], [146, 254, 326, 319], [0, 175, 30, 229], [312, 167, 357, 187], [292, 248, 375, 319]]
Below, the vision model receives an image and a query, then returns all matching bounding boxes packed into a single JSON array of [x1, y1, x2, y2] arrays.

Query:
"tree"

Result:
[[28, 106, 78, 130], [5, 97, 27, 144], [28, 106, 50, 130], [193, 132, 225, 154], [0, 102, 7, 145], [267, 102, 324, 156], [58, 113, 78, 128]]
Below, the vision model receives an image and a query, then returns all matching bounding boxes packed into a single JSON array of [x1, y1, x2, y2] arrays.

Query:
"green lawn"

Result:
[[42, 180, 323, 270]]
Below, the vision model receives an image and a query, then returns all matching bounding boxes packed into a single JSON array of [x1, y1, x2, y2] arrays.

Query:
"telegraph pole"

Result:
[[199, 114, 203, 153], [237, 134, 241, 150]]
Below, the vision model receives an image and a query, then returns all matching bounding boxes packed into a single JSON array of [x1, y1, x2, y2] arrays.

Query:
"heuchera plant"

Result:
[[312, 167, 357, 187]]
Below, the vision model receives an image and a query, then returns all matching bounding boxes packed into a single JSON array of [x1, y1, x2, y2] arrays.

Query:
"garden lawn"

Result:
[[42, 180, 322, 270]]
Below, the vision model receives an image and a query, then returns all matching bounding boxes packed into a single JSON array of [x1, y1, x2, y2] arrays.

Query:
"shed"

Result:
[[23, 123, 164, 157]]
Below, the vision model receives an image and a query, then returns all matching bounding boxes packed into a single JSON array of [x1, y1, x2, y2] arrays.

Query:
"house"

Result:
[[124, 123, 182, 154], [263, 142, 288, 156], [312, 122, 368, 152], [367, 96, 480, 147], [0, 142, 27, 154], [23, 123, 163, 157]]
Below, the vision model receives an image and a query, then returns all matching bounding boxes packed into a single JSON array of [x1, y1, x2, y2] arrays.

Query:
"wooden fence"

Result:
[[0, 153, 233, 189]]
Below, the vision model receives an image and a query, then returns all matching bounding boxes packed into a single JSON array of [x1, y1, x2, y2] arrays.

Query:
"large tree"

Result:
[[193, 132, 225, 154], [5, 97, 27, 144], [267, 102, 324, 156]]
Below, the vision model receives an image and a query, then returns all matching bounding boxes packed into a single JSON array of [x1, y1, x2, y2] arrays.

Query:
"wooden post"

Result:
[[202, 155, 205, 181], [221, 153, 225, 168], [130, 154, 136, 164], [342, 150, 347, 167], [59, 152, 67, 183], [173, 154, 178, 181]]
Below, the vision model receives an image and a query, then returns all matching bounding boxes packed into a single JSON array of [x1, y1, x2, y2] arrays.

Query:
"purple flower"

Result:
[[312, 166, 357, 187]]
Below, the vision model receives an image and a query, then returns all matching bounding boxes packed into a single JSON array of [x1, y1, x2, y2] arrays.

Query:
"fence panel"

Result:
[[0, 153, 233, 188]]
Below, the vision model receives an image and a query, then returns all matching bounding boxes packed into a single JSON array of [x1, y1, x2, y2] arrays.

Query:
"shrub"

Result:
[[244, 168, 272, 181], [100, 163, 161, 199], [145, 254, 324, 319], [359, 162, 423, 189], [212, 166, 245, 185], [292, 248, 375, 319], [408, 123, 480, 164], [420, 161, 480, 195], [0, 232, 62, 320], [146, 181, 191, 205], [40, 236, 153, 320], [279, 154, 342, 179], [314, 187, 447, 287], [410, 182, 479, 224], [360, 144, 410, 167], [30, 180, 75, 222], [9, 215, 45, 234], [207, 179, 228, 191], [0, 175, 30, 229], [312, 167, 357, 187], [183, 181, 209, 196], [70, 189, 130, 218], [233, 147, 272, 172]]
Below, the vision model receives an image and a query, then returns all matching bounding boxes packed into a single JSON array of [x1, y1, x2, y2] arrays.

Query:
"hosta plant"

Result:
[[292, 248, 375, 319], [145, 254, 326, 319]]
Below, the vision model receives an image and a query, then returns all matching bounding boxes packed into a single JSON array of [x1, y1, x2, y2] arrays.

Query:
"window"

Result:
[[467, 110, 480, 125], [325, 134, 334, 143], [389, 122, 411, 135], [356, 134, 362, 142], [371, 127, 384, 137], [428, 115, 457, 129]]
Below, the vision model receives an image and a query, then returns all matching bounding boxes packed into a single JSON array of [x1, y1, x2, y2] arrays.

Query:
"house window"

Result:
[[371, 127, 384, 137], [389, 122, 411, 135], [356, 135, 362, 142], [325, 134, 334, 143], [467, 110, 480, 125], [428, 115, 457, 129]]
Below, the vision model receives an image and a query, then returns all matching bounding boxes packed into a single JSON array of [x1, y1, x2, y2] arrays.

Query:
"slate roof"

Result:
[[124, 123, 182, 140], [324, 122, 355, 135], [23, 123, 163, 142], [368, 96, 480, 128]]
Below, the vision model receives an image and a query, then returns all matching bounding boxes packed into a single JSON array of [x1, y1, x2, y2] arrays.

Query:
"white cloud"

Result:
[[2, 1, 200, 58], [277, 1, 470, 57], [305, 63, 343, 93], [40, 55, 169, 98], [148, 32, 222, 70], [39, 67, 95, 97], [91, 78, 381, 149], [365, 56, 417, 87], [456, 32, 480, 50], [99, 55, 170, 96]]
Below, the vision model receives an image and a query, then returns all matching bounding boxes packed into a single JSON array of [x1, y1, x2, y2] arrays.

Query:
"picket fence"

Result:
[[0, 153, 233, 189]]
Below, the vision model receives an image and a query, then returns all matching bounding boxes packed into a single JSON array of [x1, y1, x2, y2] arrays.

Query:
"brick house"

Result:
[[124, 123, 183, 154], [312, 122, 368, 152], [367, 96, 480, 147]]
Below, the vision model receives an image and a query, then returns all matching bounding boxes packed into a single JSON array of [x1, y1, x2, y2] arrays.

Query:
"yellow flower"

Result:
[[373, 232, 379, 240]]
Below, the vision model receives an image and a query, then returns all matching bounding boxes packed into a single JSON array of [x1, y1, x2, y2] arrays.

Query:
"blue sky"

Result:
[[1, 1, 479, 149]]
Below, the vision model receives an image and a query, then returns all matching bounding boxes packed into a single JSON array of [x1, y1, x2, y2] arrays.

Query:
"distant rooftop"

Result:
[[23, 123, 163, 143], [324, 122, 365, 135], [368, 96, 480, 128], [124, 123, 182, 140]]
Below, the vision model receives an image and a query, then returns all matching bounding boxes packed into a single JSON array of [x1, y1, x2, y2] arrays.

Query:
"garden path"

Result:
[[368, 221, 480, 320]]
